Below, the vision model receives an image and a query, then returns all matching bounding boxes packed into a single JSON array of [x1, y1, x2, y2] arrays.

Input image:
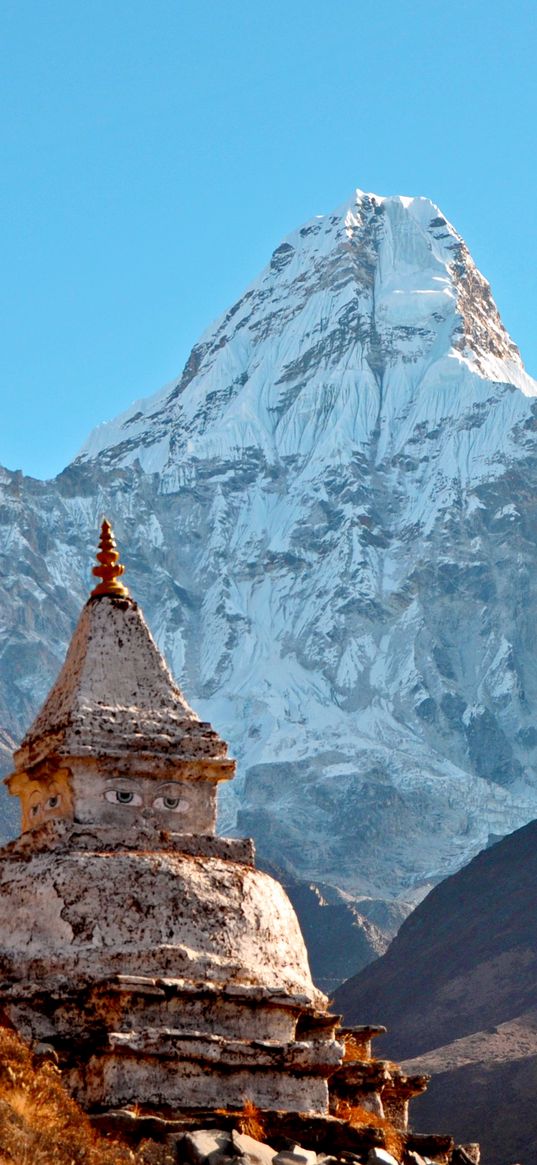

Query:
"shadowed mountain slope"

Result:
[[334, 819, 537, 1164]]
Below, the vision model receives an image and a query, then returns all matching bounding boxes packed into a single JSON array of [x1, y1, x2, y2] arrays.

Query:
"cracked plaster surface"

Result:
[[0, 846, 324, 1004]]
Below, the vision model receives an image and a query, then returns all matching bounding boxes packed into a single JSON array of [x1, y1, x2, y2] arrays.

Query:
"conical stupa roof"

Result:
[[15, 523, 233, 777]]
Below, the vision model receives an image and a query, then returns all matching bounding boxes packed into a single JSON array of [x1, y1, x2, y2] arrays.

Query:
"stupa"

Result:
[[0, 524, 480, 1164], [0, 521, 343, 1115]]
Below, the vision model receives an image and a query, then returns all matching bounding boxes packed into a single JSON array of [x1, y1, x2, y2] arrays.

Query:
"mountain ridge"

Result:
[[75, 190, 535, 474], [2, 189, 537, 911]]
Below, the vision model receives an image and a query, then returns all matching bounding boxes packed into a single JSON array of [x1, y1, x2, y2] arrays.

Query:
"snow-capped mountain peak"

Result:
[[77, 189, 535, 476], [3, 188, 537, 907]]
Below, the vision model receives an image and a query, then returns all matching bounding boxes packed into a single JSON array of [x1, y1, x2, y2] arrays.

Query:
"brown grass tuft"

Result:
[[334, 1100, 404, 1162], [342, 1034, 369, 1062], [0, 1025, 134, 1164], [235, 1099, 267, 1142]]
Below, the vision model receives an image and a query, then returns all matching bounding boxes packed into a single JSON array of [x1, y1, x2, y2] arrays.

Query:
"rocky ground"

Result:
[[101, 1120, 479, 1165]]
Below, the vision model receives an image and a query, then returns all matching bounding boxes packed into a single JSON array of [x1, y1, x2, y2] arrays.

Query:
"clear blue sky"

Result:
[[2, 0, 537, 479]]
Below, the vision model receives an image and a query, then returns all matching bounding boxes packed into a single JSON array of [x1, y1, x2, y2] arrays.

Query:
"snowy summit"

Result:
[[2, 189, 537, 910]]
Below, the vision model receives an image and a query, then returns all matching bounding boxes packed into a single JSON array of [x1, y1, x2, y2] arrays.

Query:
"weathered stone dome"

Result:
[[0, 834, 322, 1003]]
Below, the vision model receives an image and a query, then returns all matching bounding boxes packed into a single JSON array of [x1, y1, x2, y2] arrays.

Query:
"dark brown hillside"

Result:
[[335, 818, 537, 1055], [334, 818, 537, 1163]]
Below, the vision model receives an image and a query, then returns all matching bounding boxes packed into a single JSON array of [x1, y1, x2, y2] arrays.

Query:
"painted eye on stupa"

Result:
[[105, 789, 143, 806], [153, 795, 189, 813]]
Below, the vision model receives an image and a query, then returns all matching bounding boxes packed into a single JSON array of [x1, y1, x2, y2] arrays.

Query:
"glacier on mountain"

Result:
[[2, 189, 537, 907]]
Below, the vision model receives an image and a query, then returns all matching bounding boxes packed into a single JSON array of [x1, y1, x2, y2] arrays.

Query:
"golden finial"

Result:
[[90, 519, 130, 598]]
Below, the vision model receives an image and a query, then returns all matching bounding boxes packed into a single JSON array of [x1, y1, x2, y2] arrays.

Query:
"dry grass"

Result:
[[215, 1095, 265, 1141], [230, 1099, 267, 1143], [333, 1100, 404, 1162], [0, 1026, 134, 1165], [342, 1034, 369, 1062]]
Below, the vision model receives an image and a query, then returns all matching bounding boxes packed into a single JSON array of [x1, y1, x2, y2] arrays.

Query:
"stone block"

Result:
[[450, 1149, 480, 1165], [182, 1129, 234, 1165], [231, 1130, 277, 1165], [273, 1150, 317, 1165], [366, 1150, 399, 1165]]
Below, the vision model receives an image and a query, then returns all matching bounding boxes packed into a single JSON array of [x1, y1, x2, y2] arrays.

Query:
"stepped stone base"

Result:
[[0, 822, 339, 1116]]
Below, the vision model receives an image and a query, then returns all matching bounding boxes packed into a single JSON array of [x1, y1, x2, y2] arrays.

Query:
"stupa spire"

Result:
[[91, 518, 129, 598], [6, 519, 235, 837]]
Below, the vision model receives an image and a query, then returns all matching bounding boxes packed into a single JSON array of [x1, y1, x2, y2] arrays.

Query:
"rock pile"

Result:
[[89, 1112, 481, 1165]]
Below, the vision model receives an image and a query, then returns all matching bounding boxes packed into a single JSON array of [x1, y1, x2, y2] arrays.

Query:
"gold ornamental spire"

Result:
[[90, 519, 130, 598]]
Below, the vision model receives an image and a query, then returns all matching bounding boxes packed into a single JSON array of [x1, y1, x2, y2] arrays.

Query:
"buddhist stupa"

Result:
[[0, 521, 343, 1115]]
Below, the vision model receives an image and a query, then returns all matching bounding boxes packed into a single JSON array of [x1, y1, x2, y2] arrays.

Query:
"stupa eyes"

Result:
[[31, 793, 61, 815], [153, 795, 189, 813], [102, 783, 189, 814], [105, 789, 143, 806], [24, 783, 65, 830]]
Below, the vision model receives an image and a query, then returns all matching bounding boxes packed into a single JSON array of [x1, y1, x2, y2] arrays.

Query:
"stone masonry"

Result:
[[0, 523, 480, 1163]]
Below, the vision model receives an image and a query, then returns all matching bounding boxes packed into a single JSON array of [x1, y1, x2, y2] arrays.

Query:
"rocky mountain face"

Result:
[[333, 819, 537, 1165], [2, 190, 537, 917], [258, 860, 400, 993]]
